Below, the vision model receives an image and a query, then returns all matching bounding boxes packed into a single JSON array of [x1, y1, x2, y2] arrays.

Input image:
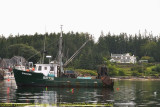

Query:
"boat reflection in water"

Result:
[[2, 80, 160, 106], [15, 86, 114, 106]]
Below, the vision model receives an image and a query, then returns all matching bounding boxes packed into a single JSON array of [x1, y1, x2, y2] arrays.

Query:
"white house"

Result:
[[110, 53, 137, 64]]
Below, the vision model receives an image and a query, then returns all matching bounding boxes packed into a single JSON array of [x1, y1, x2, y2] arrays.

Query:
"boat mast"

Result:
[[58, 25, 64, 74], [42, 31, 46, 64]]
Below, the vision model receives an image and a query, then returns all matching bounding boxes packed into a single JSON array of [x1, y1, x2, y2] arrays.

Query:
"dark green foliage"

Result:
[[131, 65, 146, 73], [131, 71, 140, 76], [118, 69, 126, 76], [108, 65, 118, 76], [152, 64, 160, 72], [1, 31, 160, 70], [8, 44, 41, 63], [141, 56, 155, 63], [109, 70, 118, 76], [0, 36, 8, 58], [150, 71, 159, 76]]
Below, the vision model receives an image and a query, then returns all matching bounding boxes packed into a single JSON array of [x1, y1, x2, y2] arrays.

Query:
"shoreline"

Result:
[[111, 77, 160, 81]]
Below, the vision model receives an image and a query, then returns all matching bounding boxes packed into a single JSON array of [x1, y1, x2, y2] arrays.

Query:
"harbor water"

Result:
[[0, 79, 160, 107]]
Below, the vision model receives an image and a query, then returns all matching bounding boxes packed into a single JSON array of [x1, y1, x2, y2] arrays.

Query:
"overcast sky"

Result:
[[0, 0, 160, 41]]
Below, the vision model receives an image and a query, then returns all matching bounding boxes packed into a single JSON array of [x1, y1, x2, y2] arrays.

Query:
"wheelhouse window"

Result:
[[50, 67, 54, 71], [44, 67, 47, 70], [38, 66, 42, 71]]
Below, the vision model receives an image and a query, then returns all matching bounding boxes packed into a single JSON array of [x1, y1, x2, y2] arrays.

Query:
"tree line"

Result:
[[0, 31, 160, 70]]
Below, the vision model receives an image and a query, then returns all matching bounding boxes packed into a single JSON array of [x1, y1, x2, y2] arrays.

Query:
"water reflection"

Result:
[[0, 80, 114, 105], [0, 80, 17, 103], [114, 80, 160, 107], [1, 80, 160, 106], [15, 86, 114, 105]]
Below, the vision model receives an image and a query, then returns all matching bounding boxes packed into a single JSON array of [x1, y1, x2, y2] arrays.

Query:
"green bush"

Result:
[[118, 69, 126, 76], [152, 67, 156, 71], [109, 70, 118, 76], [138, 68, 143, 73], [152, 64, 160, 72], [131, 71, 140, 76], [150, 71, 158, 76], [156, 65, 160, 72], [131, 66, 139, 71], [131, 66, 145, 73], [144, 70, 150, 76], [108, 65, 118, 76], [145, 63, 154, 67]]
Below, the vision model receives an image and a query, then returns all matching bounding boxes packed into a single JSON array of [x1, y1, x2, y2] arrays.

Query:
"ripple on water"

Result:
[[88, 100, 97, 103], [156, 103, 160, 106], [137, 104, 147, 107], [0, 99, 7, 102], [114, 102, 136, 107], [106, 100, 114, 102], [95, 95, 103, 97], [19, 93, 33, 96]]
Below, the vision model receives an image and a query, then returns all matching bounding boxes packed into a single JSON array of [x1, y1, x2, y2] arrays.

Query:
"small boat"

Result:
[[13, 26, 114, 88], [4, 71, 14, 80]]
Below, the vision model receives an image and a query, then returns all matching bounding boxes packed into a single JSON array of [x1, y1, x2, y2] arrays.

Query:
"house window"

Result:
[[44, 67, 47, 70], [38, 66, 42, 71]]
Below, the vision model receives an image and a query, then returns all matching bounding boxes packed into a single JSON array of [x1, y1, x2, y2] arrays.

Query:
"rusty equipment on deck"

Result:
[[97, 66, 114, 87]]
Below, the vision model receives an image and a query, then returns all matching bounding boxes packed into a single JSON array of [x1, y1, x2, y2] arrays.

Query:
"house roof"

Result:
[[10, 56, 27, 66], [111, 57, 121, 60], [111, 53, 132, 57], [111, 53, 127, 56], [0, 58, 12, 68], [2, 59, 11, 63]]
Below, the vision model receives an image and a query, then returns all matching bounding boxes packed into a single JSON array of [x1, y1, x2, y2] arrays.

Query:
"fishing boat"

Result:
[[13, 26, 114, 88]]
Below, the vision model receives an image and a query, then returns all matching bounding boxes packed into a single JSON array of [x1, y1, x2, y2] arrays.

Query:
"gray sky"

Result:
[[0, 0, 160, 41]]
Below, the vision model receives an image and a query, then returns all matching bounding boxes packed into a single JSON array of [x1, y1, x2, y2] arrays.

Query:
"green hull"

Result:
[[13, 69, 114, 88]]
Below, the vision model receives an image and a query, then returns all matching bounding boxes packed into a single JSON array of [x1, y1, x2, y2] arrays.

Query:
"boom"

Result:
[[63, 39, 90, 67]]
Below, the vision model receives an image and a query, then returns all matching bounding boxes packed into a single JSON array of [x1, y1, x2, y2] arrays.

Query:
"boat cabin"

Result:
[[15, 66, 26, 71], [34, 64, 59, 77]]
